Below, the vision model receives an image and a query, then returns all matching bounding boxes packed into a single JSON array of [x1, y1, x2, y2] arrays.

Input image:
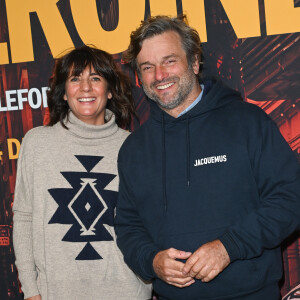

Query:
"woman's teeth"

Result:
[[78, 98, 95, 102]]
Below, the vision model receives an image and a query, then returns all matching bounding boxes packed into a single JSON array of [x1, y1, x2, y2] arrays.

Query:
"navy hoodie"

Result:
[[115, 80, 300, 300]]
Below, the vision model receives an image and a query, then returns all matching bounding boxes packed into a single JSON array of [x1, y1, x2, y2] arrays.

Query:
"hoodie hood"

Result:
[[149, 79, 242, 124]]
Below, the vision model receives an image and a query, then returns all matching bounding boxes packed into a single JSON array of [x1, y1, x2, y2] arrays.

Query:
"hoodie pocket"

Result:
[[155, 229, 280, 299]]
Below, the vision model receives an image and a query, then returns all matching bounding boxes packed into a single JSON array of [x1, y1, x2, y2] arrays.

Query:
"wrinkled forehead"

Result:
[[138, 31, 186, 63]]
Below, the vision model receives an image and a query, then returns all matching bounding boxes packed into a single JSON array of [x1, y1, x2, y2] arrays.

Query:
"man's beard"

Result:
[[142, 68, 197, 111]]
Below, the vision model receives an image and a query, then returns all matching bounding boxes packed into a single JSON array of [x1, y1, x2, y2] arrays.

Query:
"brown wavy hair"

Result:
[[122, 15, 203, 79], [47, 45, 135, 129]]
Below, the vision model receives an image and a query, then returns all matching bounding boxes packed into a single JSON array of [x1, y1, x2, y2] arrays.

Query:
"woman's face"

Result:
[[64, 65, 112, 125]]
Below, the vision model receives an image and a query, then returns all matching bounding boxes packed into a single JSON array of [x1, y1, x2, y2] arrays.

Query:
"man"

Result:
[[115, 15, 300, 300]]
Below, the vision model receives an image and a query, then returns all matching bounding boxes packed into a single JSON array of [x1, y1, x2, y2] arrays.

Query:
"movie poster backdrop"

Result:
[[0, 0, 299, 299]]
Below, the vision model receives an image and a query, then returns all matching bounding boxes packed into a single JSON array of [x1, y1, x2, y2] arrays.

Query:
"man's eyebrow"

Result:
[[139, 54, 179, 67], [139, 61, 153, 68], [162, 54, 178, 61]]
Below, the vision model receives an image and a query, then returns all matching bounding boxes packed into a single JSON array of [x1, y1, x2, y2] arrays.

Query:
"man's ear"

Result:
[[63, 93, 67, 101], [192, 55, 200, 75]]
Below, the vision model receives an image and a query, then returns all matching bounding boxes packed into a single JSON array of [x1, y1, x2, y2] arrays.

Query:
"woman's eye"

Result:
[[91, 76, 101, 81], [70, 77, 79, 82]]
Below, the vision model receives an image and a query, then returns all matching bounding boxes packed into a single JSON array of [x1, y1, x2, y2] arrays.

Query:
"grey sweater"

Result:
[[13, 110, 151, 300]]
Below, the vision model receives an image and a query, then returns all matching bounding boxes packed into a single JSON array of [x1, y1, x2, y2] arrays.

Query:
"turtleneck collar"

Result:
[[60, 109, 119, 140]]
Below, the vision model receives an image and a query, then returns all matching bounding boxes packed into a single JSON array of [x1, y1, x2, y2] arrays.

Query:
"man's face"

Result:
[[137, 31, 200, 113]]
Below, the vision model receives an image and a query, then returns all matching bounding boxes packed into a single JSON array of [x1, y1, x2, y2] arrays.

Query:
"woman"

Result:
[[13, 46, 151, 300]]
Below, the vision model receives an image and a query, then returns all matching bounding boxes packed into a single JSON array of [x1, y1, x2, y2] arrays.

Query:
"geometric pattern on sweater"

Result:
[[48, 155, 117, 260]]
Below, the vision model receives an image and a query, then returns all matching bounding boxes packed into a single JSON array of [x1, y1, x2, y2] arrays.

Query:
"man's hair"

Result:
[[123, 15, 203, 79], [47, 45, 135, 129]]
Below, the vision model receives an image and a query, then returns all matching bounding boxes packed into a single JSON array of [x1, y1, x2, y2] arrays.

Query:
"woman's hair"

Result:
[[122, 15, 203, 79], [47, 45, 135, 128]]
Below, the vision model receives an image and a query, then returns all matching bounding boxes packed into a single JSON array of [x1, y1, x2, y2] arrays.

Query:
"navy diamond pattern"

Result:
[[48, 155, 117, 260]]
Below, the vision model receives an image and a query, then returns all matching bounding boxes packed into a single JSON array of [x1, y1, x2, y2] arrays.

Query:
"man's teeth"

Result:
[[78, 98, 95, 102], [157, 83, 174, 90]]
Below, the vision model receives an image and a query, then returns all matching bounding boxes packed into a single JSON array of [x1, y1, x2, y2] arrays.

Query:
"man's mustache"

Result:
[[150, 76, 179, 89]]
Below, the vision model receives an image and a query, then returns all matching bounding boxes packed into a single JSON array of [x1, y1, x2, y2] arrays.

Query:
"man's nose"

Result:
[[155, 66, 169, 81]]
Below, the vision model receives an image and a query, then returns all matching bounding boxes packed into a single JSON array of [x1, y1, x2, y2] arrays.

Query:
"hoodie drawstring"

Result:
[[161, 114, 191, 211], [161, 114, 167, 211], [161, 114, 190, 211], [186, 116, 191, 188]]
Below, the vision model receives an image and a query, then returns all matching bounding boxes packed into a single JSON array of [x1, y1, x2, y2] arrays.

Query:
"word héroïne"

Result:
[[0, 0, 299, 65]]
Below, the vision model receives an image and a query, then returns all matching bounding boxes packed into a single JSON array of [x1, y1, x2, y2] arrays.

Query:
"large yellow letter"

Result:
[[265, 0, 300, 35], [182, 0, 207, 42], [219, 0, 261, 38], [70, 0, 145, 54], [6, 0, 74, 63], [149, 0, 177, 16], [7, 138, 20, 159]]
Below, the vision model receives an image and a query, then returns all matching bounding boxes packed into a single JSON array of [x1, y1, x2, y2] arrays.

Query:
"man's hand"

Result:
[[153, 248, 195, 288], [25, 295, 42, 300], [183, 240, 230, 282]]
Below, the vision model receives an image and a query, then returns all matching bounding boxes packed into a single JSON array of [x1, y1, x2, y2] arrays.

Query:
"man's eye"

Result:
[[142, 66, 152, 72], [166, 60, 176, 64], [70, 77, 79, 82], [91, 76, 101, 81]]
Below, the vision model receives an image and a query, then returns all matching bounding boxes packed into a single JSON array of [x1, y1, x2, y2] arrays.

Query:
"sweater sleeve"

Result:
[[220, 119, 300, 262], [13, 135, 40, 298], [115, 150, 160, 281]]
